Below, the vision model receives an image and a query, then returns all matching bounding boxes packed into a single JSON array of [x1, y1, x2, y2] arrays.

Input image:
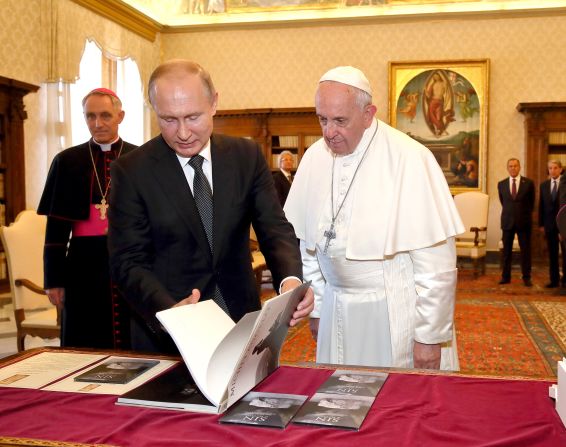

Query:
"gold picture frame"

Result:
[[389, 59, 490, 194]]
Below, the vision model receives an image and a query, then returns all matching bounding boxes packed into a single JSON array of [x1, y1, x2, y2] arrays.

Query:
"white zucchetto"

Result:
[[319, 66, 373, 96]]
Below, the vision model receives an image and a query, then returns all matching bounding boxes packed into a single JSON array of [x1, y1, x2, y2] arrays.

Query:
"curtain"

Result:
[[43, 82, 72, 168], [40, 0, 158, 88]]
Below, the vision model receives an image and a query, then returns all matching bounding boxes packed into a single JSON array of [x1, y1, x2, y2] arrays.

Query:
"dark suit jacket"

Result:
[[108, 134, 302, 347], [539, 177, 560, 232], [558, 176, 566, 238], [559, 175, 566, 208], [272, 170, 292, 207], [498, 176, 535, 230]]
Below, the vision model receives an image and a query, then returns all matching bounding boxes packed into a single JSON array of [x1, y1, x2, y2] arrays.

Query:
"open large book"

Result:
[[118, 282, 310, 414]]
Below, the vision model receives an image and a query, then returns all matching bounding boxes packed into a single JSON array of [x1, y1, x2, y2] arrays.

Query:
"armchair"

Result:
[[0, 210, 60, 351], [454, 192, 489, 278]]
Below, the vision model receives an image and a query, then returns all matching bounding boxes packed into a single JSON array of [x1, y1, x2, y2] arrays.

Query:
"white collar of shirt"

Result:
[[177, 140, 213, 193], [93, 136, 120, 152]]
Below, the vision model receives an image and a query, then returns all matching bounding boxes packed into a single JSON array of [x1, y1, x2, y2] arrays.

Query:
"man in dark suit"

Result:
[[498, 158, 535, 286], [539, 160, 566, 288], [272, 150, 294, 207], [108, 60, 313, 353]]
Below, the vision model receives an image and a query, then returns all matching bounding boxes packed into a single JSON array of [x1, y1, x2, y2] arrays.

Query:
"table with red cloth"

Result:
[[0, 348, 565, 447]]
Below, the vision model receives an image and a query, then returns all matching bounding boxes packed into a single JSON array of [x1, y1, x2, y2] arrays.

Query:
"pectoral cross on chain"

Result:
[[323, 222, 336, 254], [95, 198, 109, 220]]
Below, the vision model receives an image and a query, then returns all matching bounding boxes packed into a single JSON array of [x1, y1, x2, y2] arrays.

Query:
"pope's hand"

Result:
[[413, 341, 441, 369]]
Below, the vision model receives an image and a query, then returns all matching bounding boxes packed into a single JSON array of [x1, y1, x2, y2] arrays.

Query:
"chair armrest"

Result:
[[15, 278, 60, 325], [15, 278, 46, 295], [469, 227, 488, 246]]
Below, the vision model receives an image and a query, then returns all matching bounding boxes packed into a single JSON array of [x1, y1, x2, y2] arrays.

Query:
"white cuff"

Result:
[[414, 268, 457, 344]]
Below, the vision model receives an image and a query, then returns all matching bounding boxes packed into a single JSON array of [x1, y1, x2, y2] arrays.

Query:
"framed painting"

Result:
[[389, 59, 490, 194], [225, 1, 342, 14]]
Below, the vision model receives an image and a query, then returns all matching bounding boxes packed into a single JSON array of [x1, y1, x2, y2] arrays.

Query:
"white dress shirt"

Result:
[[509, 175, 521, 194], [177, 140, 213, 194]]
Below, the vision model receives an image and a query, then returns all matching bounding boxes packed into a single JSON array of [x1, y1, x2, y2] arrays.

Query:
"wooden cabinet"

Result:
[[213, 107, 321, 171], [0, 76, 39, 292], [518, 102, 566, 259], [518, 102, 566, 188]]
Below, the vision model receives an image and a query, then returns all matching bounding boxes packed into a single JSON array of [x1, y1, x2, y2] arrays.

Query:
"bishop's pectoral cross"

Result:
[[323, 223, 336, 255], [95, 198, 109, 220]]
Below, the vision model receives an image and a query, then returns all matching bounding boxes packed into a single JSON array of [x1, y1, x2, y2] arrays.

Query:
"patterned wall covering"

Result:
[[1, 0, 45, 209], [162, 14, 566, 248], [0, 0, 45, 85], [0, 0, 160, 210]]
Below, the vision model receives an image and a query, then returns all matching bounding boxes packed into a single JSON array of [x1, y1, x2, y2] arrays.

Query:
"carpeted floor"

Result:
[[272, 264, 566, 380]]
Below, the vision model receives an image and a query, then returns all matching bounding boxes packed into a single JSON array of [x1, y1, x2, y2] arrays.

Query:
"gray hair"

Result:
[[354, 88, 372, 110], [278, 150, 294, 167]]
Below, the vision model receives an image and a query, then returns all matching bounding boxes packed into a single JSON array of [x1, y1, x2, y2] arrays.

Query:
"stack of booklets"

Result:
[[118, 282, 311, 414], [219, 369, 388, 430], [292, 369, 388, 430], [219, 391, 308, 428]]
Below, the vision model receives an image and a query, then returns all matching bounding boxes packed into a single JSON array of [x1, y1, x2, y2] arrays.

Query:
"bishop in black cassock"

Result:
[[37, 88, 137, 349]]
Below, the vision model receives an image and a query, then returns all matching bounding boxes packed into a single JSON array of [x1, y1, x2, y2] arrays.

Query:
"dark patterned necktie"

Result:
[[552, 179, 558, 201], [188, 155, 229, 314], [511, 178, 517, 200]]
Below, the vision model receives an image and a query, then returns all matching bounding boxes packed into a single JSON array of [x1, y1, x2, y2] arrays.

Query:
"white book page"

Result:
[[207, 311, 259, 402], [156, 300, 235, 406], [0, 352, 106, 389], [44, 357, 178, 395]]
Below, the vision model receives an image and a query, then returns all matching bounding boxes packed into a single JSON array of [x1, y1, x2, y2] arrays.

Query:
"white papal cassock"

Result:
[[284, 119, 465, 370]]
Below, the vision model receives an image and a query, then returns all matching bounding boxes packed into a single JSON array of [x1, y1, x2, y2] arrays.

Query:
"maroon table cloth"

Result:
[[0, 365, 564, 446]]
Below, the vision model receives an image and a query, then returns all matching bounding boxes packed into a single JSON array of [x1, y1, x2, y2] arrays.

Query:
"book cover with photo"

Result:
[[316, 369, 388, 397], [292, 393, 375, 430], [219, 391, 307, 428], [74, 358, 159, 385]]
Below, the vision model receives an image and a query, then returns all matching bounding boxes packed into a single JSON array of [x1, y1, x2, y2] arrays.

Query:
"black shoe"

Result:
[[498, 279, 510, 285], [545, 282, 559, 288], [523, 279, 533, 287]]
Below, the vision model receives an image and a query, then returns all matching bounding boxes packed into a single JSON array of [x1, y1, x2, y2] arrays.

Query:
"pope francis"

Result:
[[284, 66, 464, 370]]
